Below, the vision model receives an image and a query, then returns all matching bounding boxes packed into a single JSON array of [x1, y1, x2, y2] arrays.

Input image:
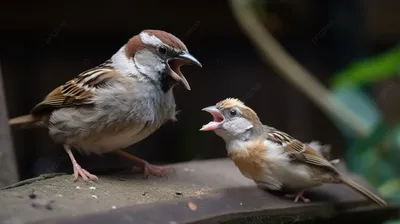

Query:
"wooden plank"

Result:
[[0, 159, 395, 224], [0, 62, 19, 187], [32, 186, 398, 224]]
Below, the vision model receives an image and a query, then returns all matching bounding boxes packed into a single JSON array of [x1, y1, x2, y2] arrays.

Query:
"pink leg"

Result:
[[64, 145, 98, 182], [115, 150, 168, 178], [284, 191, 310, 203]]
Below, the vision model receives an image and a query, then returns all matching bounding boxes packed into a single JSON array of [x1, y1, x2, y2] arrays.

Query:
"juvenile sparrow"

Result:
[[9, 29, 202, 182], [200, 98, 386, 207]]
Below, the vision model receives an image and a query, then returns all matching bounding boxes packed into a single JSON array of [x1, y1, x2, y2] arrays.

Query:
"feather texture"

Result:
[[203, 98, 387, 207], [8, 29, 201, 182], [264, 127, 339, 174], [8, 114, 42, 128], [263, 127, 386, 207], [31, 60, 116, 115]]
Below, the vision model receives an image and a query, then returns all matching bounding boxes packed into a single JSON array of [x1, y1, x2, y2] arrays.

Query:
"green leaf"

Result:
[[346, 121, 392, 187], [328, 87, 400, 193], [385, 220, 400, 224], [331, 45, 400, 88], [383, 126, 400, 178], [378, 179, 400, 200], [329, 87, 380, 138]]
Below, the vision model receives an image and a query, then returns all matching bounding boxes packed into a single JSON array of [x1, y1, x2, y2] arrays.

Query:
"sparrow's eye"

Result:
[[158, 46, 167, 55], [229, 109, 237, 117]]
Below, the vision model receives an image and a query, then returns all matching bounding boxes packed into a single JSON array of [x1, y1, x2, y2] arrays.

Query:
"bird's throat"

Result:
[[160, 72, 177, 93]]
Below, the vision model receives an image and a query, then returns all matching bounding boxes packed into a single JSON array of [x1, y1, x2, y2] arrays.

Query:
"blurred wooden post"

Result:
[[0, 62, 19, 187]]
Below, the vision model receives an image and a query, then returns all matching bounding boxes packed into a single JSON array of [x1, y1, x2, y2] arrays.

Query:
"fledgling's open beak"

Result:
[[167, 52, 202, 91], [200, 106, 224, 131]]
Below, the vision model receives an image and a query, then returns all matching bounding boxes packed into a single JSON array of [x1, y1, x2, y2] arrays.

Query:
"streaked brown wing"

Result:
[[266, 128, 339, 174], [285, 139, 339, 174], [31, 65, 119, 116]]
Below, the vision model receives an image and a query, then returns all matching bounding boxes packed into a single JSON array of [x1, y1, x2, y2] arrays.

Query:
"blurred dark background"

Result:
[[1, 0, 399, 181]]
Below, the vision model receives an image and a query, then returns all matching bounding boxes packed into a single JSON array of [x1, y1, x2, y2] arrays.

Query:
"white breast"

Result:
[[72, 122, 159, 155], [263, 140, 291, 161], [50, 80, 176, 155], [262, 140, 320, 190]]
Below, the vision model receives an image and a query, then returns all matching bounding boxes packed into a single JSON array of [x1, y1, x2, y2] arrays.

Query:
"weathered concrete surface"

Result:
[[0, 158, 393, 224]]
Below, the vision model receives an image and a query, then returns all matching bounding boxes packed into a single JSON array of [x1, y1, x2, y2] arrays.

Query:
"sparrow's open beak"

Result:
[[167, 52, 202, 91], [200, 106, 224, 131]]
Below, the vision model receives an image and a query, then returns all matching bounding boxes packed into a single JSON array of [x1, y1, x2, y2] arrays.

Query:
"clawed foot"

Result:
[[284, 191, 310, 203], [64, 145, 98, 182], [115, 150, 170, 179], [73, 164, 98, 182], [133, 162, 169, 179]]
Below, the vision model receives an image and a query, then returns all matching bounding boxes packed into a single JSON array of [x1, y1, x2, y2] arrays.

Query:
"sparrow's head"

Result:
[[200, 98, 262, 141], [120, 29, 201, 91]]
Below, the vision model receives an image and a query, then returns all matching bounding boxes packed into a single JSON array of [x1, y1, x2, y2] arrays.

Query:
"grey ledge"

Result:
[[0, 158, 397, 224]]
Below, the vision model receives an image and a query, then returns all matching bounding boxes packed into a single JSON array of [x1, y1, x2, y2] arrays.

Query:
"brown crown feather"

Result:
[[125, 35, 145, 58], [125, 30, 188, 58], [216, 98, 261, 124], [144, 30, 188, 52]]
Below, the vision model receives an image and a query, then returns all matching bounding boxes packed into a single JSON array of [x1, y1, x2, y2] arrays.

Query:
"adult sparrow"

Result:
[[9, 29, 202, 182], [200, 98, 386, 207]]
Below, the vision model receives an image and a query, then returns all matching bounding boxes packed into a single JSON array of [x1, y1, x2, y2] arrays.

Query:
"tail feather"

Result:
[[9, 114, 41, 128], [341, 177, 387, 207]]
